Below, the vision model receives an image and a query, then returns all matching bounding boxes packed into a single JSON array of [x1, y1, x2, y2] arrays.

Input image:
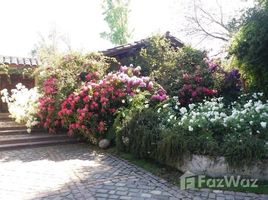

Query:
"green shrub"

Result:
[[35, 52, 114, 133], [229, 6, 268, 95], [223, 132, 267, 167], [116, 108, 161, 159], [119, 35, 214, 96], [115, 93, 268, 167]]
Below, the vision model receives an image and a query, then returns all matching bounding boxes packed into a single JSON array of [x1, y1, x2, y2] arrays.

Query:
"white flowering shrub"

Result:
[[160, 93, 268, 166], [1, 83, 40, 133], [116, 93, 268, 167], [178, 93, 268, 137]]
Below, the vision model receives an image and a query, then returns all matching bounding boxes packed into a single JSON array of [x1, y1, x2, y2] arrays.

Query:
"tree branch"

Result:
[[193, 0, 229, 41]]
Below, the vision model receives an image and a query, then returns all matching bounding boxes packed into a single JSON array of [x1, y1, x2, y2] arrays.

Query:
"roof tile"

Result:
[[0, 55, 39, 67]]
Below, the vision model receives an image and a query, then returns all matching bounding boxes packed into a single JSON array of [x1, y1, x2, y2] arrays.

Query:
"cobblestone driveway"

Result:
[[0, 144, 267, 200]]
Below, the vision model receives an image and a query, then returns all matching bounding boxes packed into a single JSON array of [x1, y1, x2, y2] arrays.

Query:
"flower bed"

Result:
[[116, 93, 268, 167]]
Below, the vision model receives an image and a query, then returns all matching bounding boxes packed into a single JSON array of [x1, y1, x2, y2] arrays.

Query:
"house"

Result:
[[0, 56, 38, 112], [101, 32, 184, 67]]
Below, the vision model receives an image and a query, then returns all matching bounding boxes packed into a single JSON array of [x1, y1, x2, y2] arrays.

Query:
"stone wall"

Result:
[[175, 154, 268, 181]]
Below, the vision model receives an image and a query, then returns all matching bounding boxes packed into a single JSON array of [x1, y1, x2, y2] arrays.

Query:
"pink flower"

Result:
[[147, 81, 154, 90]]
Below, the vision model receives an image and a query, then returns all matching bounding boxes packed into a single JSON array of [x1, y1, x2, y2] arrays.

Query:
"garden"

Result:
[[2, 35, 268, 169], [1, 1, 268, 185]]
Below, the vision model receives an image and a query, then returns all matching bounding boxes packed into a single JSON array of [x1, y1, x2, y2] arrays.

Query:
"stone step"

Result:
[[0, 115, 82, 150], [0, 121, 27, 130], [0, 133, 71, 145], [0, 138, 79, 151], [0, 128, 46, 135], [0, 113, 10, 117]]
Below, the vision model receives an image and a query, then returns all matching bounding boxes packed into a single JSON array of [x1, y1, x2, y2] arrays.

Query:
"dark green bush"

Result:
[[223, 132, 267, 167], [229, 5, 268, 95], [119, 35, 214, 97], [114, 95, 268, 167], [116, 108, 161, 159]]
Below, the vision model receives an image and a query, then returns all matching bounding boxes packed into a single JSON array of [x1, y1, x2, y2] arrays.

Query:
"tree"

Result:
[[181, 0, 254, 48], [229, 1, 268, 95], [31, 28, 72, 65], [100, 0, 132, 45]]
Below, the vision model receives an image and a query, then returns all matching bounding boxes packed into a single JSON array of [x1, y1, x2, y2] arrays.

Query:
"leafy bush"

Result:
[[36, 52, 114, 133], [116, 93, 268, 166], [115, 105, 188, 164], [229, 5, 268, 95], [1, 83, 40, 132], [58, 66, 166, 143], [120, 35, 242, 105]]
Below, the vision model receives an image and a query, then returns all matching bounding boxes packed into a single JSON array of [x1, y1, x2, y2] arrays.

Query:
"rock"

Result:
[[99, 139, 111, 149]]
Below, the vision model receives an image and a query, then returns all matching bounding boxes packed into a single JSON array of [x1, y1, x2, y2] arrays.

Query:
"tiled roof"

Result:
[[0, 55, 39, 67], [101, 32, 184, 57]]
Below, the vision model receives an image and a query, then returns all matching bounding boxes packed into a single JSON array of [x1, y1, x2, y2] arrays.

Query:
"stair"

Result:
[[0, 113, 80, 150]]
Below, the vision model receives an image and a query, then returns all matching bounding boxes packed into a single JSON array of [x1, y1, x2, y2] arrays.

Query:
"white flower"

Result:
[[122, 99, 125, 103], [189, 104, 195, 110], [27, 128, 31, 133], [169, 115, 174, 119], [163, 104, 169, 108], [249, 121, 254, 125], [188, 126, 193, 131], [157, 108, 161, 113], [144, 104, 149, 108], [260, 122, 267, 128], [180, 107, 187, 115]]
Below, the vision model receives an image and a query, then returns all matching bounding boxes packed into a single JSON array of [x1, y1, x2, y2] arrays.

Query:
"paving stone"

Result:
[[109, 194, 119, 199], [225, 194, 235, 200], [0, 144, 265, 200], [216, 196, 226, 200], [209, 193, 216, 198], [116, 191, 128, 196], [151, 190, 162, 195], [141, 193, 152, 198]]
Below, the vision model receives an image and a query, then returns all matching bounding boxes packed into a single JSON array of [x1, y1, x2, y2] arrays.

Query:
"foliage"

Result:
[[121, 35, 242, 105], [1, 84, 40, 133], [58, 66, 166, 143], [100, 0, 132, 45], [205, 59, 242, 104], [36, 52, 114, 133], [0, 64, 35, 79], [115, 96, 187, 163], [124, 35, 180, 76], [0, 64, 9, 75], [229, 5, 268, 95], [116, 93, 268, 166]]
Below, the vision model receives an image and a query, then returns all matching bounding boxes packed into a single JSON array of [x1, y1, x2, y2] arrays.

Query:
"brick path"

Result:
[[0, 144, 267, 200]]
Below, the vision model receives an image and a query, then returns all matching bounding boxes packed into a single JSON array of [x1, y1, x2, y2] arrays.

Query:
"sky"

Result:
[[0, 0, 255, 57]]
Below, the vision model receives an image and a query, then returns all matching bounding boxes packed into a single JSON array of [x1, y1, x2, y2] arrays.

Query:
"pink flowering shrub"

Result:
[[38, 77, 60, 133], [178, 72, 217, 106], [58, 66, 166, 143], [36, 53, 113, 133]]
